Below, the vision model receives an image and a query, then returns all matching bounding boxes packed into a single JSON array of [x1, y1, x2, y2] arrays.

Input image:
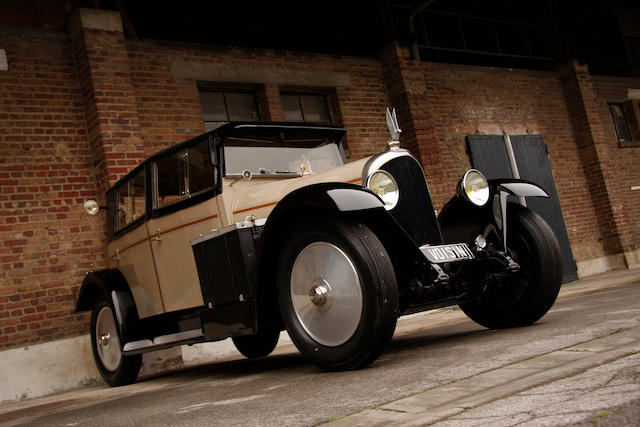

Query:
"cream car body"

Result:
[[78, 118, 562, 387]]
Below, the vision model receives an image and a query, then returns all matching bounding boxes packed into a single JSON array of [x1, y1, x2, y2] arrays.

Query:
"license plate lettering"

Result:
[[421, 243, 474, 263]]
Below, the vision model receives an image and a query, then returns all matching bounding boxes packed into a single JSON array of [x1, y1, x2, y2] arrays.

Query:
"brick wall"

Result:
[[381, 46, 634, 263], [591, 76, 640, 255], [0, 30, 103, 348], [1, 18, 638, 351], [126, 39, 391, 158], [70, 14, 146, 194], [0, 26, 392, 350]]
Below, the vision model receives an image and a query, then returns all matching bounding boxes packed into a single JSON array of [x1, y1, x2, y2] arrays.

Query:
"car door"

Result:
[[107, 167, 165, 318], [147, 140, 222, 313]]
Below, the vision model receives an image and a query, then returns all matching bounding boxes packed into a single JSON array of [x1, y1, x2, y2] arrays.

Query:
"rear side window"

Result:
[[115, 169, 146, 232], [155, 141, 214, 208]]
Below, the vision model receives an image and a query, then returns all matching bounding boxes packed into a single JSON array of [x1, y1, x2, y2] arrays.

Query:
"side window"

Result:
[[281, 92, 332, 123], [608, 102, 632, 143], [115, 169, 146, 232], [199, 88, 261, 131], [189, 140, 212, 194], [155, 141, 214, 208]]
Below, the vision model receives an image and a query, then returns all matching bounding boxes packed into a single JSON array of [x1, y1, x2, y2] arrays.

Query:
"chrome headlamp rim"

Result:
[[458, 169, 490, 207], [366, 170, 400, 210]]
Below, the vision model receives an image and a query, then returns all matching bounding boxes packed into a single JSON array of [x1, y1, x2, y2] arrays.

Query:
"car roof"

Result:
[[107, 122, 347, 192]]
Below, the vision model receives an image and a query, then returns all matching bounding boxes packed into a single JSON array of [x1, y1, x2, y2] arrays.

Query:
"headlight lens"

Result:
[[458, 169, 489, 206], [367, 170, 399, 210]]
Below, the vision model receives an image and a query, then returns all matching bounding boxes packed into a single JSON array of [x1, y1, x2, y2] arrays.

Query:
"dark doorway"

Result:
[[467, 134, 578, 283]]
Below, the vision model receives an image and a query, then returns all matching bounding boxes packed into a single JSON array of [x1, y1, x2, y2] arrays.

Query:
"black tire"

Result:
[[277, 218, 398, 371], [232, 325, 280, 359], [449, 205, 562, 329], [90, 298, 141, 386]]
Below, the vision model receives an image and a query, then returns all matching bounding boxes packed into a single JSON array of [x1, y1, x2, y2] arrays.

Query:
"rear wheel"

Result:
[[91, 298, 141, 386], [232, 324, 280, 359], [277, 218, 398, 370], [447, 205, 562, 329]]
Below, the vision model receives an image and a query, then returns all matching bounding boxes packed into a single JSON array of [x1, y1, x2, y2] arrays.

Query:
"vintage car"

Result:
[[78, 110, 562, 386]]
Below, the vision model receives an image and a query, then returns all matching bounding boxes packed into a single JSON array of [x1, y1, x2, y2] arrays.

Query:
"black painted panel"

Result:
[[466, 135, 513, 180], [510, 135, 578, 282], [381, 156, 442, 246], [466, 135, 578, 283]]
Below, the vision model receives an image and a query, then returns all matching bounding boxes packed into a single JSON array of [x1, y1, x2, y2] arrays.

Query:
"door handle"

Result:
[[153, 228, 162, 242], [111, 248, 121, 262]]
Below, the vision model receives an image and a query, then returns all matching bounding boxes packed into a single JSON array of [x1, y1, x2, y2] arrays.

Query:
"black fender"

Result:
[[439, 178, 549, 244], [259, 183, 388, 254], [490, 178, 549, 198], [76, 269, 141, 343], [255, 183, 431, 314]]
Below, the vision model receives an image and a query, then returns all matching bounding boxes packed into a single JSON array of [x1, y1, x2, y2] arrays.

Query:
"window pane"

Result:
[[189, 141, 213, 195], [609, 104, 625, 121], [204, 122, 223, 132], [614, 122, 632, 141], [282, 94, 303, 121], [131, 170, 146, 220], [156, 150, 188, 208], [301, 94, 330, 123], [200, 92, 228, 121], [116, 170, 145, 231], [608, 103, 632, 142], [224, 143, 343, 176], [226, 92, 259, 121], [116, 185, 130, 231]]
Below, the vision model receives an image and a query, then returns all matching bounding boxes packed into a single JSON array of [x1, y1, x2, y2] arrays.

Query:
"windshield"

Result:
[[224, 142, 344, 177]]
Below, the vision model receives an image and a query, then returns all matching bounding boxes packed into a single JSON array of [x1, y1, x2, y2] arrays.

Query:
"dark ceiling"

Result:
[[1, 0, 639, 75]]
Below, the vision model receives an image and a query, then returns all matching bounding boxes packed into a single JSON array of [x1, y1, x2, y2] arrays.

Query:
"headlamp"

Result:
[[458, 169, 489, 207], [366, 170, 399, 210]]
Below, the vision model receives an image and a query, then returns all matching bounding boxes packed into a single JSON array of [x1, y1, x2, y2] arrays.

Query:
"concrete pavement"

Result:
[[0, 267, 639, 424], [327, 326, 640, 425]]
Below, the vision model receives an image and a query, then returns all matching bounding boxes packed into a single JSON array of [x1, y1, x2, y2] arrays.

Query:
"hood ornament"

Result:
[[386, 107, 402, 151]]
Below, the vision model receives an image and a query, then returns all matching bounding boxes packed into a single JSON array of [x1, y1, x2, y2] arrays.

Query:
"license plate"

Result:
[[421, 243, 475, 263]]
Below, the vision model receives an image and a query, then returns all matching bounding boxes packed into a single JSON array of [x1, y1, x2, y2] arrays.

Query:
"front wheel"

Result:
[[456, 205, 563, 329], [277, 218, 398, 371], [90, 298, 141, 386]]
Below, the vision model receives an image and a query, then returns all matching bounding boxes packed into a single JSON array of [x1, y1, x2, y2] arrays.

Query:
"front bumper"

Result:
[[401, 240, 520, 314]]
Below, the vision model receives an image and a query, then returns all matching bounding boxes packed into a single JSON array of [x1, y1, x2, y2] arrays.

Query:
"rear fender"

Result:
[[76, 269, 140, 343]]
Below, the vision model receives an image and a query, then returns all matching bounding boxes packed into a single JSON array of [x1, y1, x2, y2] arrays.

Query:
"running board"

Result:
[[123, 329, 204, 355]]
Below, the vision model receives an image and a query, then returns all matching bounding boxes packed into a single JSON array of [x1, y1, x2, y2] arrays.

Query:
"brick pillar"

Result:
[[379, 43, 449, 203], [559, 60, 624, 258], [69, 8, 145, 197], [68, 9, 184, 369], [260, 83, 285, 121], [379, 43, 422, 159]]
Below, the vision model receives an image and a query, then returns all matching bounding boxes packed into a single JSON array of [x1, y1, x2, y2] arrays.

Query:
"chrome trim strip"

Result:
[[189, 219, 266, 246], [361, 149, 414, 183]]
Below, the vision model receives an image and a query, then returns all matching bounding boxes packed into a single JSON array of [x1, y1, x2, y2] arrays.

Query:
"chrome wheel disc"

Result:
[[290, 242, 363, 347], [95, 306, 122, 372]]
